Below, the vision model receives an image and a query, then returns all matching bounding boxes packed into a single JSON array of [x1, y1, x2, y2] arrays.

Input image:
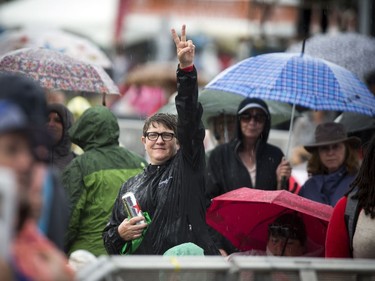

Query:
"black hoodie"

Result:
[[47, 103, 75, 172], [206, 97, 284, 198], [205, 98, 285, 253]]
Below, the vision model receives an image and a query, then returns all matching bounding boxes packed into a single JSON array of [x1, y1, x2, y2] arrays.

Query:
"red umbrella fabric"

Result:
[[206, 188, 333, 257]]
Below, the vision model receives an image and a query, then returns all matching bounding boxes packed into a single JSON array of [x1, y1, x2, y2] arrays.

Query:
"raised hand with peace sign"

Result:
[[171, 24, 195, 69]]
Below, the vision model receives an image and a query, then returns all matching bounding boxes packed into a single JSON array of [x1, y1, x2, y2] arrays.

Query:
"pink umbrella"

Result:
[[206, 188, 333, 257]]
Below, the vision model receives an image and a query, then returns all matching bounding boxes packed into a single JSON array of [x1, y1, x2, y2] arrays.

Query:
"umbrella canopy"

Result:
[[206, 188, 333, 257], [123, 62, 178, 88], [158, 89, 297, 128], [335, 112, 375, 146], [205, 52, 375, 117], [0, 28, 112, 69], [287, 32, 375, 81], [0, 47, 119, 95], [121, 62, 208, 97], [336, 112, 375, 134]]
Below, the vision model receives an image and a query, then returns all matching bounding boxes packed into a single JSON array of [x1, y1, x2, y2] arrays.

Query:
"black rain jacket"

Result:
[[103, 66, 220, 255]]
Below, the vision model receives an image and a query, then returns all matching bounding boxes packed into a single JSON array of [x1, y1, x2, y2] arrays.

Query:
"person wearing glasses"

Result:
[[102, 25, 220, 255], [206, 97, 291, 256], [228, 213, 308, 260], [299, 122, 361, 207]]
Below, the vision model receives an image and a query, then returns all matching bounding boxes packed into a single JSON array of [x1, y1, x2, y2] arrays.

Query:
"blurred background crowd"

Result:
[[0, 0, 374, 278], [1, 0, 373, 160]]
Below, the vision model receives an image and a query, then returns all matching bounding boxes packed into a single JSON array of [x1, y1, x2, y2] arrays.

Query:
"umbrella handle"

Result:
[[102, 92, 106, 106], [280, 176, 288, 190], [285, 103, 297, 159]]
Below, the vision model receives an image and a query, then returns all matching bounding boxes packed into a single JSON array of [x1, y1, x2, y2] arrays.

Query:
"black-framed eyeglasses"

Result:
[[238, 113, 267, 124], [145, 132, 175, 141], [268, 224, 299, 240]]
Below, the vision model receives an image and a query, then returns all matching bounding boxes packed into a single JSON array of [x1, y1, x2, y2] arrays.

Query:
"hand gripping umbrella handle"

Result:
[[281, 176, 288, 190]]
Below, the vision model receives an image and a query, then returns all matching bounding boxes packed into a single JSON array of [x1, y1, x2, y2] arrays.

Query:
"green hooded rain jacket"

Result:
[[62, 106, 147, 256]]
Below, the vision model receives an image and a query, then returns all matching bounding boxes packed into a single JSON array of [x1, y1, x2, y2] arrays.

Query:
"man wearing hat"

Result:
[[299, 122, 361, 206]]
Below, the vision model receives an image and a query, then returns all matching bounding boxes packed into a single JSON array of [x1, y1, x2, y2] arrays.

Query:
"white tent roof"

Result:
[[0, 0, 295, 49]]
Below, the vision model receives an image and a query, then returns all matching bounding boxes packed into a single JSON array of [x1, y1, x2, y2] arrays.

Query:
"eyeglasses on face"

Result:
[[238, 113, 267, 124], [144, 132, 175, 141], [268, 224, 299, 240]]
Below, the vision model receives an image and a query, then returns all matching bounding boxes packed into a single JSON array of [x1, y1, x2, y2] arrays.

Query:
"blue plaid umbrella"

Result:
[[205, 52, 375, 117], [205, 52, 375, 158]]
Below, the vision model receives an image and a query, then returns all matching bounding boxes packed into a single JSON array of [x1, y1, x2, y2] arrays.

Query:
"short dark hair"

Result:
[[143, 113, 178, 137], [268, 213, 307, 245]]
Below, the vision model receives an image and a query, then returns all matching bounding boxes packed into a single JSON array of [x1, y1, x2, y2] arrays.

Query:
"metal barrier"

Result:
[[231, 256, 375, 281], [76, 256, 375, 281]]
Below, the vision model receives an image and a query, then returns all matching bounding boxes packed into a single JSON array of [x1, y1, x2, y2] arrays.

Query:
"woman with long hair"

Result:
[[326, 134, 375, 258], [299, 122, 361, 207]]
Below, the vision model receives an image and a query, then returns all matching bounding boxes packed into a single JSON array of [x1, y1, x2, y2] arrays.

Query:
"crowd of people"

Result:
[[0, 24, 374, 280]]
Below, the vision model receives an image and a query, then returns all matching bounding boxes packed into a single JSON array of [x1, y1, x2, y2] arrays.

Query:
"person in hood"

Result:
[[47, 103, 76, 172], [62, 105, 147, 256], [103, 25, 220, 255], [206, 97, 292, 256]]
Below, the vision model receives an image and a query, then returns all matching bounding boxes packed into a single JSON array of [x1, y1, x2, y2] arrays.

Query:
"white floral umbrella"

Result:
[[0, 28, 112, 69], [0, 47, 119, 96]]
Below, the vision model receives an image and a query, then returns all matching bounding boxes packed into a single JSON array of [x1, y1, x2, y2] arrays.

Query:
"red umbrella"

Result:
[[206, 188, 333, 257]]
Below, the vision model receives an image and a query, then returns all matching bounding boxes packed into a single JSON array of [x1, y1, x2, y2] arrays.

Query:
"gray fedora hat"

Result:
[[304, 122, 361, 153]]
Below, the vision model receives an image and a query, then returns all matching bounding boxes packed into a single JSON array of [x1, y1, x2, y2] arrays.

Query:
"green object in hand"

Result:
[[120, 212, 151, 255]]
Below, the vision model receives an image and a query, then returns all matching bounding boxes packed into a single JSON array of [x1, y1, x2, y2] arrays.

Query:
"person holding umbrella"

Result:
[[299, 122, 361, 207], [228, 213, 308, 259], [206, 97, 292, 256], [206, 97, 292, 195]]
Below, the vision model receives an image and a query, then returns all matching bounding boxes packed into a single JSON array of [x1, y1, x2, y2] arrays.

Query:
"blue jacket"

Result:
[[299, 166, 356, 206]]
